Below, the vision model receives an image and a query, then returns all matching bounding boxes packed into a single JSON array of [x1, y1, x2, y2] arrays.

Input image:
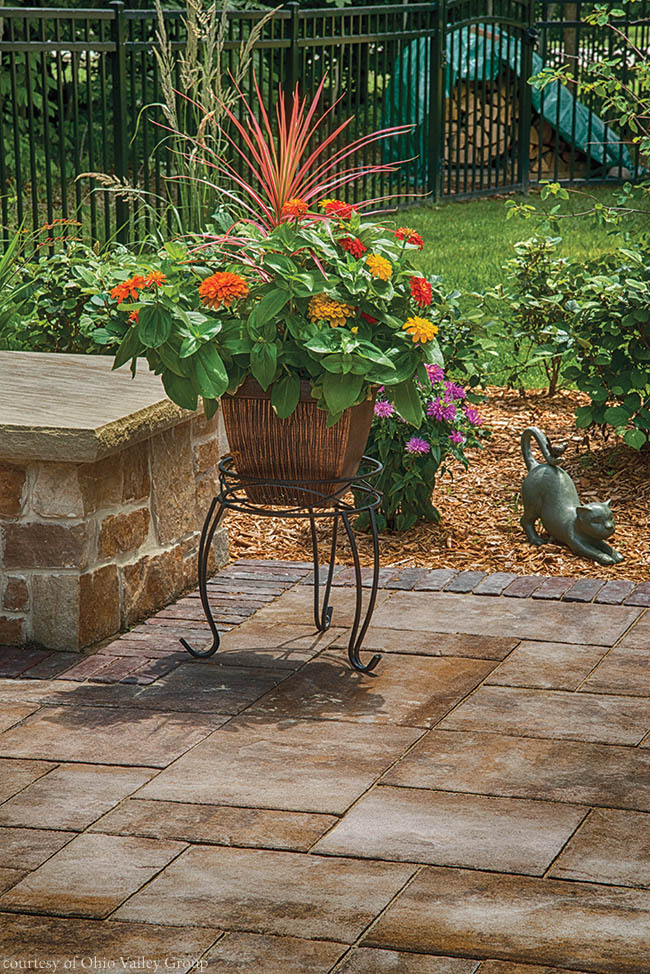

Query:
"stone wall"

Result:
[[0, 412, 229, 651]]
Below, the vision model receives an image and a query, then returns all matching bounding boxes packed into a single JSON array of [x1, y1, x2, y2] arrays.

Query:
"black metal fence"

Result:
[[1, 0, 648, 246]]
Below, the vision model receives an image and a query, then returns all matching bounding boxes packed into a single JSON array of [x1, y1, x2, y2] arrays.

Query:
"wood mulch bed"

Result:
[[227, 386, 650, 581]]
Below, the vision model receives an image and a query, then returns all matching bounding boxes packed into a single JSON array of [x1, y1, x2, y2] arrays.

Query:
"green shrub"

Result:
[[0, 239, 159, 355], [480, 235, 576, 395], [566, 249, 650, 451]]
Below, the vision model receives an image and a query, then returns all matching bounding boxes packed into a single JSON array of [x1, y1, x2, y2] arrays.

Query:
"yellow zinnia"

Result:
[[365, 254, 392, 280], [308, 294, 356, 329], [403, 316, 438, 344]]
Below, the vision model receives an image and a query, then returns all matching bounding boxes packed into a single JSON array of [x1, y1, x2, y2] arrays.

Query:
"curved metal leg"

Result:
[[180, 496, 227, 659], [309, 511, 338, 632], [341, 508, 381, 673]]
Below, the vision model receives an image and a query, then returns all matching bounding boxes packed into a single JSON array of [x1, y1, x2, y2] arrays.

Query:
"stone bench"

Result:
[[0, 351, 229, 651]]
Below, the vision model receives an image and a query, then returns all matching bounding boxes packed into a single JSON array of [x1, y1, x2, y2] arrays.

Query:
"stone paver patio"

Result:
[[1, 559, 650, 971]]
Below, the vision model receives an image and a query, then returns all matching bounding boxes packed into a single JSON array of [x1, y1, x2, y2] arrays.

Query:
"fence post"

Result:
[[110, 0, 129, 242], [428, 0, 446, 203], [517, 0, 537, 195], [286, 1, 300, 96]]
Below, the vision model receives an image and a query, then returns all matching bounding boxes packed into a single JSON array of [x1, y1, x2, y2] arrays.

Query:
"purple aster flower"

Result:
[[450, 431, 466, 445], [425, 363, 445, 383], [426, 398, 445, 421], [374, 400, 395, 418], [405, 436, 430, 455], [464, 406, 483, 426], [444, 381, 466, 401]]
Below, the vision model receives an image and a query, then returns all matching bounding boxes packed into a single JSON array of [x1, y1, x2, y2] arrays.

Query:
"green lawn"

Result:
[[404, 185, 634, 294]]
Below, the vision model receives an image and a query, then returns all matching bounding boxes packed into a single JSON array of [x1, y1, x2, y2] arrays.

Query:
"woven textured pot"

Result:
[[221, 378, 375, 506]]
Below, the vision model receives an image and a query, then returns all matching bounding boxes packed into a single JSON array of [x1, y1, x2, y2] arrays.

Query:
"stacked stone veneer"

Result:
[[0, 412, 229, 651]]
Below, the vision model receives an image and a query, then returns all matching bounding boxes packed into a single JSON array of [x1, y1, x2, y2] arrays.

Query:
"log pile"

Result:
[[444, 80, 587, 178]]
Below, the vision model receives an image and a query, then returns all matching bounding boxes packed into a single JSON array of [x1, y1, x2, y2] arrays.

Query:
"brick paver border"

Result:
[[1, 559, 648, 685]]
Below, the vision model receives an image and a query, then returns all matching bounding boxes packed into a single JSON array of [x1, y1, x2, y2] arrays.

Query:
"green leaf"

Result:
[[604, 405, 631, 426], [248, 289, 290, 336], [161, 371, 198, 411], [388, 380, 423, 427], [180, 335, 202, 358], [575, 405, 594, 428], [624, 428, 647, 450], [113, 326, 144, 370], [203, 398, 219, 421], [271, 374, 301, 419], [322, 372, 363, 414], [138, 304, 173, 348], [193, 344, 229, 399], [250, 342, 277, 391]]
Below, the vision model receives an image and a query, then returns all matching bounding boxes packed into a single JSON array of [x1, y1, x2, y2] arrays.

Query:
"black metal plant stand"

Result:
[[180, 455, 384, 673]]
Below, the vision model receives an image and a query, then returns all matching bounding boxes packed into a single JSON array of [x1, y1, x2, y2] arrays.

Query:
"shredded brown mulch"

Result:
[[227, 387, 650, 580]]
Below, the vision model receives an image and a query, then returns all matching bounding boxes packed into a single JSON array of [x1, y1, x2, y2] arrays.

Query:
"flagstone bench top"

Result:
[[0, 350, 188, 463]]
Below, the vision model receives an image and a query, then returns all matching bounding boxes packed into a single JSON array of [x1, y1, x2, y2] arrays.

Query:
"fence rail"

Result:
[[1, 0, 648, 246]]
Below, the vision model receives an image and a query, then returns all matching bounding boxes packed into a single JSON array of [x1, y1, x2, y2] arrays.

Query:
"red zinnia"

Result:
[[339, 236, 367, 258], [395, 226, 424, 249], [361, 311, 378, 325], [409, 276, 433, 307], [322, 199, 356, 219], [198, 271, 249, 310], [282, 198, 309, 219]]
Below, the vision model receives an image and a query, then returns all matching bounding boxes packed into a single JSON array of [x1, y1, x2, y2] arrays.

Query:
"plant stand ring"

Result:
[[180, 455, 384, 673]]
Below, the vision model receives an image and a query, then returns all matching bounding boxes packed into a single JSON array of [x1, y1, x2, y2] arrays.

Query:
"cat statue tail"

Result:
[[521, 427, 567, 471]]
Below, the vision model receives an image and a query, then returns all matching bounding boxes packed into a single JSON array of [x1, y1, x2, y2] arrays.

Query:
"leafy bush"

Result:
[[358, 364, 485, 532], [480, 235, 575, 395], [429, 278, 495, 390], [566, 249, 650, 451], [0, 236, 159, 355]]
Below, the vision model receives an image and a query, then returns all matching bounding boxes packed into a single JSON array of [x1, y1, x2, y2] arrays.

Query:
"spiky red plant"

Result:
[[182, 76, 411, 230]]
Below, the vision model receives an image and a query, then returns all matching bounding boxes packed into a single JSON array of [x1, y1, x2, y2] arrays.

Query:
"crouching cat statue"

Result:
[[520, 427, 624, 566]]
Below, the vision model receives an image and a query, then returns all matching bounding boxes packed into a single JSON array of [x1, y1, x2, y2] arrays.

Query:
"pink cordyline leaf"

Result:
[[170, 75, 412, 230]]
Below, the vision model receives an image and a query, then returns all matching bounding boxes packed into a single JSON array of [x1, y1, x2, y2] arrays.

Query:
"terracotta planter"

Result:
[[221, 377, 375, 506]]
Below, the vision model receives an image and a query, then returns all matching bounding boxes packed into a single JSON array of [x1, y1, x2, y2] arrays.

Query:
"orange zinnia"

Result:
[[198, 272, 249, 310], [282, 198, 309, 219], [146, 271, 167, 287], [110, 274, 148, 305]]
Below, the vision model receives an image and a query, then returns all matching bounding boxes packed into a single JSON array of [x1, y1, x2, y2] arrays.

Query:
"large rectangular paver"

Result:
[[580, 648, 650, 697], [616, 613, 650, 650], [369, 592, 640, 646], [0, 913, 220, 966], [202, 932, 346, 972], [439, 686, 650, 745], [383, 729, 650, 811], [250, 585, 392, 628], [0, 828, 72, 870], [0, 832, 185, 918], [366, 865, 650, 973], [89, 798, 337, 852], [137, 717, 421, 813], [333, 629, 517, 660], [313, 786, 586, 875], [199, 621, 345, 669], [114, 845, 415, 942], [249, 652, 495, 727], [338, 949, 479, 973], [0, 757, 55, 803], [0, 763, 154, 830], [0, 702, 40, 733], [486, 641, 608, 691], [0, 706, 228, 767], [549, 808, 650, 889]]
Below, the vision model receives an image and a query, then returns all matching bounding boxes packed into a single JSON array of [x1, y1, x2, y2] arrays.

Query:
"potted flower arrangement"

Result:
[[105, 80, 442, 501]]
